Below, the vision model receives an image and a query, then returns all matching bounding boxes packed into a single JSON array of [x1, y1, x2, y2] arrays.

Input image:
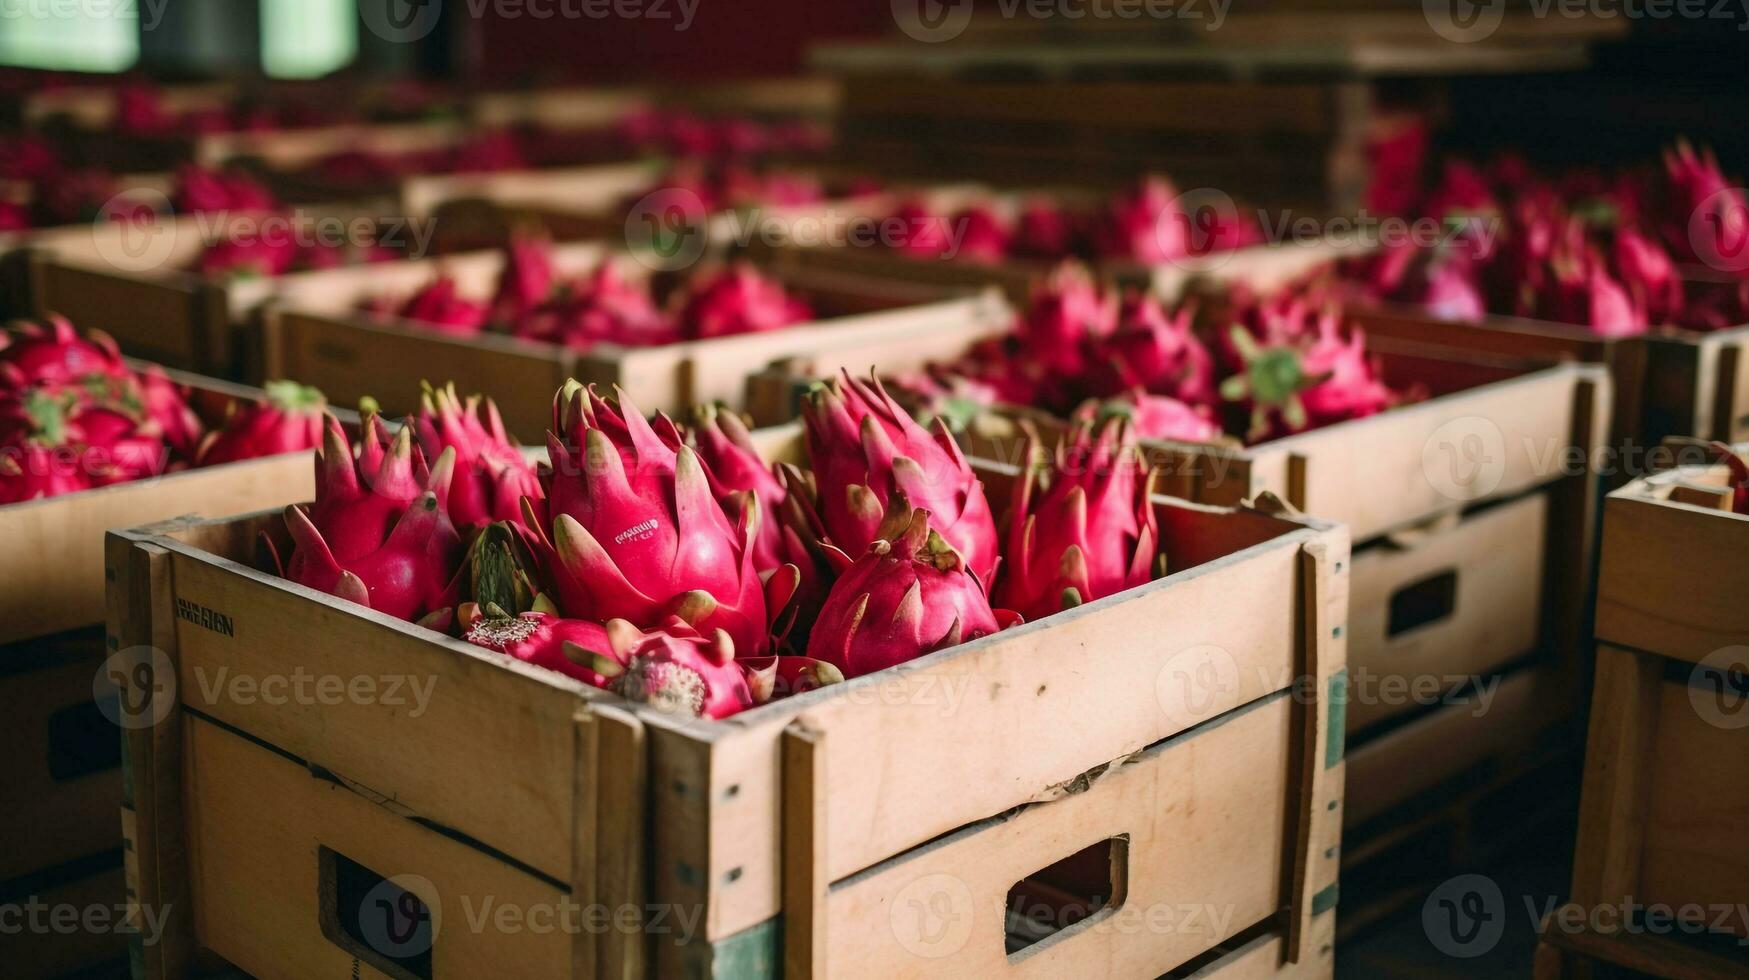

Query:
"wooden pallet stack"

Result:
[[1535, 446, 1749, 979]]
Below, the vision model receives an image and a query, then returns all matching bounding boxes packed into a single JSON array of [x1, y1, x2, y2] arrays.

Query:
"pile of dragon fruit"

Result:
[[883, 176, 1263, 267], [0, 146, 277, 231], [0, 317, 328, 504], [358, 236, 814, 350], [891, 264, 1409, 445], [273, 376, 1168, 719], [1348, 142, 1749, 336]]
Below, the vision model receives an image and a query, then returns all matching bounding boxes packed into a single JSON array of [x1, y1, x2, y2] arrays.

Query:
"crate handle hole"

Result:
[[1004, 836, 1129, 961], [317, 847, 435, 980], [1387, 570, 1458, 638]]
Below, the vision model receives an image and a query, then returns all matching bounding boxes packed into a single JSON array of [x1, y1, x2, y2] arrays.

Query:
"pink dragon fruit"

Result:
[[1092, 391, 1223, 444], [1613, 227, 1684, 325], [490, 230, 556, 326], [997, 417, 1162, 620], [1020, 264, 1119, 372], [172, 166, 277, 214], [137, 367, 205, 460], [0, 387, 161, 502], [1094, 177, 1188, 264], [399, 276, 488, 336], [278, 416, 464, 627], [1012, 198, 1078, 260], [1091, 291, 1214, 405], [198, 236, 296, 279], [35, 169, 118, 225], [0, 316, 129, 388], [0, 202, 31, 232], [587, 617, 756, 719], [462, 599, 630, 689], [1419, 256, 1488, 322], [1663, 141, 1748, 268], [414, 382, 543, 529], [686, 404, 785, 572], [196, 380, 325, 466], [801, 372, 1000, 585], [741, 655, 845, 704], [807, 510, 1009, 679], [674, 264, 812, 340], [950, 204, 1013, 264], [534, 383, 777, 654], [1221, 310, 1397, 441], [889, 201, 955, 259], [523, 264, 673, 349]]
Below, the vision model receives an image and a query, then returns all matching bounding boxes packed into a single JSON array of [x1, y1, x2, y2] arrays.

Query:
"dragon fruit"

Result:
[[198, 236, 296, 279], [523, 263, 672, 349], [1092, 391, 1223, 444], [172, 166, 277, 214], [398, 276, 488, 336], [801, 372, 1000, 585], [1663, 141, 1748, 268], [535, 383, 776, 654], [1614, 227, 1684, 325], [997, 417, 1162, 620], [1221, 310, 1397, 441], [1020, 265, 1118, 372], [889, 201, 955, 259], [741, 655, 845, 703], [0, 387, 162, 502], [0, 202, 31, 232], [490, 231, 556, 326], [950, 204, 1013, 264], [462, 599, 630, 689], [196, 380, 325, 466], [1094, 177, 1187, 265], [414, 382, 543, 529], [807, 510, 1008, 679], [278, 416, 463, 627], [675, 264, 811, 340], [0, 316, 129, 388], [686, 404, 785, 572], [1012, 198, 1078, 260], [136, 367, 205, 460], [1092, 291, 1215, 405], [583, 617, 755, 719]]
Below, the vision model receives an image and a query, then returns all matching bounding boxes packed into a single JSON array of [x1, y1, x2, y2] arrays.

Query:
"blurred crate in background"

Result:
[[812, 6, 1621, 214]]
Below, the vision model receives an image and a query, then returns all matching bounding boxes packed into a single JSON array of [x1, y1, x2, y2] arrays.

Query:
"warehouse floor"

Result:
[[1336, 830, 1573, 978]]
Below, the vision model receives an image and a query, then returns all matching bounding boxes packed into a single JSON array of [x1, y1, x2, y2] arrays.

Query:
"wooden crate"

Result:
[[1535, 902, 1749, 980], [22, 205, 397, 375], [398, 161, 665, 253], [1563, 456, 1749, 975], [112, 428, 1347, 980], [257, 251, 1009, 440], [471, 86, 651, 130], [0, 372, 331, 977], [0, 857, 130, 979], [762, 185, 1359, 306]]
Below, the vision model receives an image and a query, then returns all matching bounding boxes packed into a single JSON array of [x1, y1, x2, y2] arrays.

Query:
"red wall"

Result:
[[469, 2, 890, 83]]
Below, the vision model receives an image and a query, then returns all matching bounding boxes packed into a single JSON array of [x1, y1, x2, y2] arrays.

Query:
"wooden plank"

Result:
[[592, 706, 648, 980], [819, 695, 1294, 978], [1347, 493, 1548, 732], [1537, 909, 1749, 980], [184, 714, 571, 980], [780, 724, 827, 980], [162, 545, 588, 882], [1569, 644, 1663, 916], [1596, 489, 1749, 664], [0, 444, 314, 646]]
